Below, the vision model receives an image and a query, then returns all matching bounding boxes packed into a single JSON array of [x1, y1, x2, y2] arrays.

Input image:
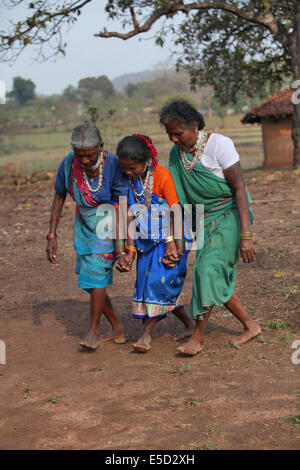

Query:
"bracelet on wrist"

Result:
[[165, 236, 175, 244], [115, 251, 126, 260], [46, 233, 57, 240], [240, 232, 254, 240], [126, 246, 137, 254]]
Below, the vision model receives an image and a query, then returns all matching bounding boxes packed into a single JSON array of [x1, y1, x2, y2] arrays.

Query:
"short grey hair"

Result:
[[71, 123, 102, 150]]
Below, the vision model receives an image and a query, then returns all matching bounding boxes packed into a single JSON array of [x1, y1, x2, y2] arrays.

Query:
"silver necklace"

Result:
[[82, 152, 104, 193], [134, 167, 151, 197], [130, 166, 153, 207], [180, 131, 207, 173]]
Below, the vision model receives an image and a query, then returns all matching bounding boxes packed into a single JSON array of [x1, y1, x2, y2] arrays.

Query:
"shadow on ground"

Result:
[[32, 298, 239, 342]]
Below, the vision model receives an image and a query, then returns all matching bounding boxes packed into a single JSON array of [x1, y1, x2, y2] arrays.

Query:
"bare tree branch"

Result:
[[1, 0, 93, 47], [97, 1, 289, 47]]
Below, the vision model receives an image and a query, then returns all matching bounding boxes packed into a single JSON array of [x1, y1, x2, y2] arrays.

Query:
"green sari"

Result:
[[169, 145, 253, 319]]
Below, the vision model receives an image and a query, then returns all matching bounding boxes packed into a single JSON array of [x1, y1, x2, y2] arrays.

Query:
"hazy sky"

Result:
[[0, 1, 177, 95]]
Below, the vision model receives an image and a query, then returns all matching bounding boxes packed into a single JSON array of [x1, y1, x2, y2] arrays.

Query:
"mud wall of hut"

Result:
[[261, 117, 293, 168]]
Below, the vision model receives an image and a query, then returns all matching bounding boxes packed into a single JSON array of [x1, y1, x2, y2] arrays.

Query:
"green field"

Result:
[[0, 113, 263, 174]]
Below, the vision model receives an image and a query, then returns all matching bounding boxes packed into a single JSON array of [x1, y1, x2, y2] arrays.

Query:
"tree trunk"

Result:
[[291, 1, 300, 169]]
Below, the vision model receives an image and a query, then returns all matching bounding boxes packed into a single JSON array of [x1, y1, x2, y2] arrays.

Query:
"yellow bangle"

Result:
[[240, 232, 253, 237], [165, 236, 174, 244]]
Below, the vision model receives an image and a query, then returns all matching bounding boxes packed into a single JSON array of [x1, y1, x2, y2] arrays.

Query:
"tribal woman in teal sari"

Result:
[[159, 100, 261, 356], [46, 123, 129, 350]]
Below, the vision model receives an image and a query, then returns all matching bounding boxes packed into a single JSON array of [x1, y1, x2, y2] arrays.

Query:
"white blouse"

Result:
[[200, 133, 240, 179]]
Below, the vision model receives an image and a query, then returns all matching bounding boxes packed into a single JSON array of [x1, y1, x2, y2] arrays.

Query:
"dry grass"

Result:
[[0, 113, 263, 173]]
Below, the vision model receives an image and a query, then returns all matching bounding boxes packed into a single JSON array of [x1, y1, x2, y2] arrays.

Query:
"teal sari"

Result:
[[169, 145, 253, 319], [63, 152, 115, 291]]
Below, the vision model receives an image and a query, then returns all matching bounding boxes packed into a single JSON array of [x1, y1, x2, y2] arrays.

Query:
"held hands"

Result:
[[163, 240, 180, 267], [175, 240, 185, 258], [115, 249, 135, 273]]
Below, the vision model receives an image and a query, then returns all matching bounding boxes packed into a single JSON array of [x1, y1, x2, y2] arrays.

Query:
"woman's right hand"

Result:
[[163, 240, 179, 267], [115, 251, 135, 272], [46, 239, 58, 264], [240, 238, 256, 263]]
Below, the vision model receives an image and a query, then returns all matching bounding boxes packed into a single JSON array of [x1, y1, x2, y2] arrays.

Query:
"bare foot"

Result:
[[177, 337, 204, 356], [230, 323, 261, 346], [79, 331, 101, 350], [98, 328, 126, 344], [132, 335, 152, 353], [173, 323, 195, 342]]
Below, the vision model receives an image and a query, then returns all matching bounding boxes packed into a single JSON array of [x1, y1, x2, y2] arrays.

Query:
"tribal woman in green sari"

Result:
[[159, 100, 261, 356]]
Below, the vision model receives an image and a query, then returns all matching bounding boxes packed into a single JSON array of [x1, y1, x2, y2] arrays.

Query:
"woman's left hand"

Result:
[[240, 238, 256, 263], [163, 240, 179, 267]]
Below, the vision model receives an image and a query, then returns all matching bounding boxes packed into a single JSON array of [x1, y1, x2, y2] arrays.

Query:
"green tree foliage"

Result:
[[0, 2, 296, 100], [63, 84, 78, 101], [1, 1, 299, 165], [173, 7, 292, 105], [78, 76, 115, 99], [125, 83, 139, 98], [8, 76, 36, 104]]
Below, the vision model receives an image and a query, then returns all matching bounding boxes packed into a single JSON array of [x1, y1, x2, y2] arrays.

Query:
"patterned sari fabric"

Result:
[[128, 166, 189, 320], [169, 145, 253, 320], [63, 153, 116, 292]]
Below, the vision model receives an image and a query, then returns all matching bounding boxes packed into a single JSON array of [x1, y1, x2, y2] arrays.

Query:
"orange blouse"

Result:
[[152, 164, 179, 207]]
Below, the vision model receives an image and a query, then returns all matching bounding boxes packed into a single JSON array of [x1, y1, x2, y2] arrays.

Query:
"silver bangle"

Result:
[[115, 251, 126, 260]]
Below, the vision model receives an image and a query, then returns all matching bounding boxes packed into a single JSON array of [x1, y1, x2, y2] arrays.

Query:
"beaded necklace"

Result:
[[81, 152, 104, 193], [130, 166, 154, 208], [180, 131, 208, 173]]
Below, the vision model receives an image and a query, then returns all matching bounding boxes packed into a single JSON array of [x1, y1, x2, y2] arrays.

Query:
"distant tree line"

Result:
[[1, 68, 284, 134]]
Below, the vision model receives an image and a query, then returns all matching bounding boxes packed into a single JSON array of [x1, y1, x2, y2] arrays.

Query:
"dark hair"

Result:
[[159, 100, 205, 130], [116, 135, 151, 163]]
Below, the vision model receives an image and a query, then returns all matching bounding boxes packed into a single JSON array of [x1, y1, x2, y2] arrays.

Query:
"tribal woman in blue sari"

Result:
[[115, 134, 194, 353], [46, 123, 129, 350]]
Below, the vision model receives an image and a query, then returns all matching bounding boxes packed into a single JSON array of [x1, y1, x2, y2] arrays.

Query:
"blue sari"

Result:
[[128, 177, 189, 319]]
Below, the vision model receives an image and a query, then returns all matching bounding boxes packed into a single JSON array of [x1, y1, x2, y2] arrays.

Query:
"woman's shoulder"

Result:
[[63, 151, 74, 162], [170, 144, 179, 155], [208, 133, 235, 147], [105, 151, 118, 163], [104, 152, 123, 172], [154, 164, 172, 177], [58, 152, 73, 171], [153, 164, 175, 184]]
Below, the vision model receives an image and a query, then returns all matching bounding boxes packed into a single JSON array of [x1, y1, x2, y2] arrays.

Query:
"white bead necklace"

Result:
[[81, 152, 104, 193], [180, 131, 208, 173], [130, 165, 153, 207]]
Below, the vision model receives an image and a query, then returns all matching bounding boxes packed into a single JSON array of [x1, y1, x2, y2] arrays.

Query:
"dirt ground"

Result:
[[0, 167, 300, 450]]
